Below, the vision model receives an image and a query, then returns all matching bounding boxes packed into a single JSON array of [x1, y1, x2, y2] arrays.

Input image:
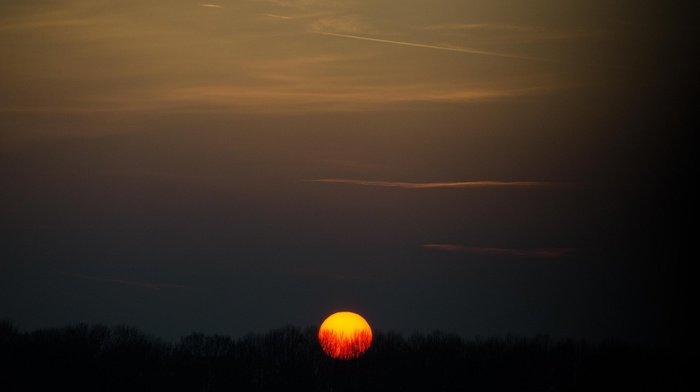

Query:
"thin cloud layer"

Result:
[[314, 31, 531, 59], [0, 0, 591, 116], [420, 23, 536, 31], [60, 271, 192, 290], [307, 179, 549, 188], [423, 244, 586, 258]]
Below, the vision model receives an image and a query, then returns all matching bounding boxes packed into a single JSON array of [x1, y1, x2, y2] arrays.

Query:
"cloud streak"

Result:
[[162, 82, 548, 114], [265, 13, 293, 19], [314, 31, 530, 59], [306, 179, 549, 188], [424, 244, 586, 258], [0, 1, 581, 117], [60, 271, 192, 290], [420, 23, 536, 31]]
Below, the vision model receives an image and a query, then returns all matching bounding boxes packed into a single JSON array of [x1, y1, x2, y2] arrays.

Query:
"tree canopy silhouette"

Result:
[[0, 320, 683, 391]]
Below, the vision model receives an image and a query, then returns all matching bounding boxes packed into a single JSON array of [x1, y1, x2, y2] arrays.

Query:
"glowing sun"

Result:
[[318, 311, 372, 360]]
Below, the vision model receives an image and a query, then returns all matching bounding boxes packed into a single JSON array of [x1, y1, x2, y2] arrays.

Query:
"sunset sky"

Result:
[[1, 0, 694, 346]]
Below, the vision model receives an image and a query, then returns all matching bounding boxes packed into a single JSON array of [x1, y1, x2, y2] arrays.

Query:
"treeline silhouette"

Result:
[[0, 320, 681, 391]]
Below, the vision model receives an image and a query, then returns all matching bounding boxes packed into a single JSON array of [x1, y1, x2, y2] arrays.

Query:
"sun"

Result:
[[318, 311, 372, 360]]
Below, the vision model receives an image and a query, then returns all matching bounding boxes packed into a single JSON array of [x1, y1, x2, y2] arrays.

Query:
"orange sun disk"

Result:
[[318, 311, 372, 360]]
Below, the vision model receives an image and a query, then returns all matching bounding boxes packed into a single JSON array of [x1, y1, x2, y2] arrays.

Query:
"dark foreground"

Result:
[[0, 321, 684, 391]]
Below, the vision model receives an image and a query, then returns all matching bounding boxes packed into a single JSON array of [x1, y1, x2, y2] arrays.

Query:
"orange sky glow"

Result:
[[0, 0, 693, 346]]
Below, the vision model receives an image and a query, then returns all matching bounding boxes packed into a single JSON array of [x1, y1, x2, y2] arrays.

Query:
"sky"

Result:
[[1, 0, 695, 347]]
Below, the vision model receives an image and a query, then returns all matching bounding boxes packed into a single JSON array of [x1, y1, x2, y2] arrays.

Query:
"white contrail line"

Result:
[[314, 31, 530, 59]]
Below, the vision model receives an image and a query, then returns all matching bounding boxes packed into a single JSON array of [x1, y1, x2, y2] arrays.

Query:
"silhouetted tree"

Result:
[[0, 319, 683, 391]]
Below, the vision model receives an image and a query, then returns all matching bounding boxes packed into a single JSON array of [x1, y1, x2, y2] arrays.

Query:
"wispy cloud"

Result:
[[306, 179, 549, 188], [311, 16, 366, 34], [424, 244, 586, 258], [265, 13, 293, 19], [0, 1, 573, 116], [419, 23, 536, 32], [418, 21, 609, 50], [162, 82, 549, 114], [314, 31, 530, 59], [60, 271, 192, 290], [0, 18, 97, 32]]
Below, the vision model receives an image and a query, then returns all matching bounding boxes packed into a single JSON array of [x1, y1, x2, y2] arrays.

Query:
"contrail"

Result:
[[314, 31, 529, 59]]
